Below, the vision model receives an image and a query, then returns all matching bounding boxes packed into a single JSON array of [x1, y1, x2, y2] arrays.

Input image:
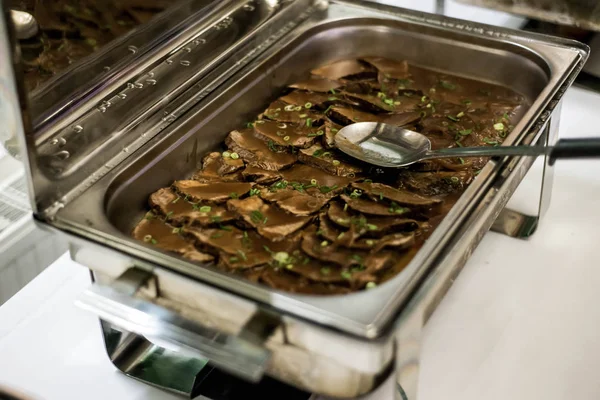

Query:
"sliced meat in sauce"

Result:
[[225, 130, 296, 171], [298, 143, 362, 177], [289, 78, 342, 92], [327, 201, 419, 237], [261, 100, 322, 124], [192, 152, 245, 182], [311, 59, 375, 80], [133, 57, 525, 295], [253, 120, 319, 148], [133, 217, 214, 263], [260, 188, 329, 216], [149, 188, 236, 226], [227, 196, 312, 241], [173, 181, 253, 203], [280, 91, 331, 107], [351, 182, 442, 212]]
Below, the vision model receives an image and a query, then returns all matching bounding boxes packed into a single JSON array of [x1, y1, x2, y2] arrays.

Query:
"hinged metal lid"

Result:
[[0, 0, 322, 217]]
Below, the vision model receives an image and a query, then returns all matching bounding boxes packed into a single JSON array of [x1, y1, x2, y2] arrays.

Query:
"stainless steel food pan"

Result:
[[1, 0, 588, 398], [59, 2, 583, 338]]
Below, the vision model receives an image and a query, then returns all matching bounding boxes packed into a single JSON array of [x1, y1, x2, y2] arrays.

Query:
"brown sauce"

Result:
[[132, 58, 525, 295]]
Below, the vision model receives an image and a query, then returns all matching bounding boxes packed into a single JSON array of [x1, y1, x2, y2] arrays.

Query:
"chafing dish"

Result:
[[0, 0, 588, 398]]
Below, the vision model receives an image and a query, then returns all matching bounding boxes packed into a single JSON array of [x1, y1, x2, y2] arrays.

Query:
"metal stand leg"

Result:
[[100, 320, 208, 396], [491, 106, 561, 239]]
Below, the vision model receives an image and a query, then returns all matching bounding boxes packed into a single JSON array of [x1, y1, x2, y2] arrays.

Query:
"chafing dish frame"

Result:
[[0, 0, 588, 398]]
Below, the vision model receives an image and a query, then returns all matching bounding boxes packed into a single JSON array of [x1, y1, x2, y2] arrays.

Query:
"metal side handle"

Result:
[[76, 268, 278, 383]]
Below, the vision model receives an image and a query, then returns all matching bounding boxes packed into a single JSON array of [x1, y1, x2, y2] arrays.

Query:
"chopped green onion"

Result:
[[316, 130, 324, 136], [394, 100, 401, 105], [210, 215, 222, 223], [384, 98, 394, 105], [337, 232, 345, 240], [351, 255, 363, 263], [246, 122, 254, 128], [222, 151, 231, 158], [277, 122, 287, 129], [329, 88, 336, 94], [294, 106, 302, 112], [483, 138, 499, 145], [493, 122, 505, 131], [459, 157, 465, 164], [229, 192, 238, 199], [237, 249, 248, 261], [332, 160, 340, 166], [459, 129, 472, 136], [284, 105, 295, 112], [341, 271, 352, 280], [440, 80, 456, 90], [172, 196, 180, 204], [172, 227, 182, 234], [349, 189, 362, 199], [199, 205, 212, 212], [229, 256, 239, 263], [377, 92, 386, 99], [447, 116, 459, 122], [283, 136, 290, 142], [249, 188, 260, 196], [273, 251, 289, 264], [320, 240, 329, 247], [267, 140, 278, 152], [366, 239, 374, 246], [367, 224, 378, 231], [310, 179, 317, 185], [143, 234, 153, 242], [455, 140, 463, 147], [328, 96, 338, 101], [462, 99, 472, 105], [457, 111, 465, 118], [320, 267, 331, 275], [366, 282, 377, 289], [230, 152, 240, 160], [304, 102, 312, 108], [421, 96, 427, 103], [343, 203, 348, 211], [285, 264, 294, 270], [306, 118, 313, 127], [299, 113, 308, 118], [250, 210, 267, 224]]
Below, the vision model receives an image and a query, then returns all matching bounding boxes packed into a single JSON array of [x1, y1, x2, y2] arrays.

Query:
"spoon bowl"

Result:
[[334, 122, 433, 168], [335, 122, 600, 167]]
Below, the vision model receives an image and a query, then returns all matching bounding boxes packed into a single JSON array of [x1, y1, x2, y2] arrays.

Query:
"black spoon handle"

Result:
[[549, 138, 600, 165]]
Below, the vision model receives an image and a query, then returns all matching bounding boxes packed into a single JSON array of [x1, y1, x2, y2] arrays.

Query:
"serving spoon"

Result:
[[335, 122, 600, 168]]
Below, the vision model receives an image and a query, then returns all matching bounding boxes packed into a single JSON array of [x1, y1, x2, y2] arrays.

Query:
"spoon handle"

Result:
[[424, 138, 600, 164]]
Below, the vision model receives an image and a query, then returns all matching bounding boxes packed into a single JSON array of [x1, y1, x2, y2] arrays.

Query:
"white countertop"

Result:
[[2, 3, 600, 400]]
